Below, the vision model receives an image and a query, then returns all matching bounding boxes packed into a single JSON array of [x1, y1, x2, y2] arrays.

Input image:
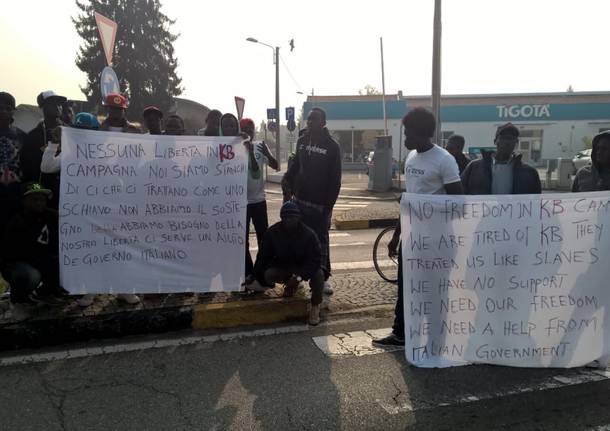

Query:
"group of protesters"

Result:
[[1, 88, 609, 327], [372, 107, 610, 347], [0, 89, 342, 325]]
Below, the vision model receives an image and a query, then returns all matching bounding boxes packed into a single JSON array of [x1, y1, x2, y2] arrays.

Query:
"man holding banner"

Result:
[[373, 108, 463, 347]]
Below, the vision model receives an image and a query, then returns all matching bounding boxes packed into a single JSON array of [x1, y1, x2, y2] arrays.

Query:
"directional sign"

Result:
[[266, 108, 277, 120], [234, 97, 245, 120], [94, 12, 118, 67], [285, 107, 295, 122], [100, 66, 120, 101]]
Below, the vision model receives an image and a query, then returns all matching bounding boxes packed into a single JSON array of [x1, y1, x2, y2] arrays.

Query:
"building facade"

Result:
[[302, 92, 610, 166]]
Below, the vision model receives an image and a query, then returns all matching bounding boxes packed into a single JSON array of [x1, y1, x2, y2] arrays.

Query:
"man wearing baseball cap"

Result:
[[0, 91, 28, 229], [142, 106, 163, 135], [21, 91, 67, 209], [99, 93, 140, 134], [99, 93, 141, 305], [2, 182, 66, 312], [248, 201, 325, 325], [461, 122, 541, 194]]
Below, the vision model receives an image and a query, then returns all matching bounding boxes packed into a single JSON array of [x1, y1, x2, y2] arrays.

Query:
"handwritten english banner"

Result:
[[401, 192, 610, 368]]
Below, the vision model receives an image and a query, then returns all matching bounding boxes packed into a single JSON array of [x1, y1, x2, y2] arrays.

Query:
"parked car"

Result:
[[572, 149, 592, 172]]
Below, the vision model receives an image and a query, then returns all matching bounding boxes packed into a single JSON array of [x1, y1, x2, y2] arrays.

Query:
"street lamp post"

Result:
[[247, 37, 281, 170]]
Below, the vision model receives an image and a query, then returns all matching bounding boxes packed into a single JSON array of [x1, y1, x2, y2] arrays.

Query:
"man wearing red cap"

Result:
[[98, 93, 141, 305], [99, 93, 140, 133], [142, 106, 163, 135]]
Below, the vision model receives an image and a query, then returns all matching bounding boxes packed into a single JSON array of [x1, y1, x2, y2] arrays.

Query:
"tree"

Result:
[[358, 85, 381, 95], [73, 0, 183, 120]]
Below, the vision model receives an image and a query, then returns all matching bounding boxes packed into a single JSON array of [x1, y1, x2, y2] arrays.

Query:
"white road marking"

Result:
[[249, 242, 366, 252], [333, 260, 395, 270], [0, 325, 311, 367]]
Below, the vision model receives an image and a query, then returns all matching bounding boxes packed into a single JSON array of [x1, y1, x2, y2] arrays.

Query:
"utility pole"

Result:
[[380, 37, 388, 136], [431, 0, 442, 145], [275, 46, 281, 169]]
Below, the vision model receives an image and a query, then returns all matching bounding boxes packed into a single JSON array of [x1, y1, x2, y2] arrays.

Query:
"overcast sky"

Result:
[[2, 0, 609, 123]]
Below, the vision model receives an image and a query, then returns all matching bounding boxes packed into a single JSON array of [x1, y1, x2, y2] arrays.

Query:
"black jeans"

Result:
[[264, 267, 325, 305], [4, 260, 59, 303], [392, 247, 405, 338], [245, 201, 269, 276], [296, 201, 331, 279]]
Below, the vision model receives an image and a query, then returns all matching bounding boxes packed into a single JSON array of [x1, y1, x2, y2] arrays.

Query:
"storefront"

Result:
[[302, 92, 610, 166]]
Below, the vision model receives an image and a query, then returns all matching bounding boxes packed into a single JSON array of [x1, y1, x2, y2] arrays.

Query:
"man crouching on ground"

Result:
[[247, 202, 325, 325]]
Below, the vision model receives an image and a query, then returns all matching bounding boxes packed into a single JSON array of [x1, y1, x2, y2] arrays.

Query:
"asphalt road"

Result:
[[1, 317, 609, 430]]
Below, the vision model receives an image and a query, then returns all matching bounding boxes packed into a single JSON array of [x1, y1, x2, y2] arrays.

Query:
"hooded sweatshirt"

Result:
[[282, 127, 342, 210], [572, 130, 610, 192]]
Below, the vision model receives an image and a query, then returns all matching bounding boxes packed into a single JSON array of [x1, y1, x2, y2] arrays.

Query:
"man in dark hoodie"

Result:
[[446, 134, 471, 175], [461, 123, 541, 195], [572, 130, 610, 192], [2, 182, 65, 309], [0, 92, 28, 230], [283, 108, 341, 294], [251, 202, 324, 325], [22, 91, 67, 209]]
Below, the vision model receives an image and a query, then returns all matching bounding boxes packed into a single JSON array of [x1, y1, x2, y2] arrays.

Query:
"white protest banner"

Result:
[[401, 192, 610, 368], [59, 128, 247, 294]]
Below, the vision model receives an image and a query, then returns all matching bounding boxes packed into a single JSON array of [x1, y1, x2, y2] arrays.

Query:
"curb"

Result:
[[0, 295, 310, 351], [334, 218, 397, 230], [192, 295, 308, 329]]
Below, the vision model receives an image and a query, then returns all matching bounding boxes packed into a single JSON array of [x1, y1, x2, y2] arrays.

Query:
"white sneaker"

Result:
[[117, 293, 141, 305], [309, 304, 321, 326], [323, 281, 334, 295], [77, 294, 95, 307], [245, 279, 267, 293]]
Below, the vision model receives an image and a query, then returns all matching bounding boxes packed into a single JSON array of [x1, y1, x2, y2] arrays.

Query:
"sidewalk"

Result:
[[0, 270, 396, 351]]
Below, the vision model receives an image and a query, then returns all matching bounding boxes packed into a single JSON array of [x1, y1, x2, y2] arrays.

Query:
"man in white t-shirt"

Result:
[[240, 118, 279, 279], [373, 107, 463, 347]]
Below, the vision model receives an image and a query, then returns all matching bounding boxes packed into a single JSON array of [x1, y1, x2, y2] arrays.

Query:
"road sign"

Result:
[[266, 108, 277, 120], [287, 119, 296, 132], [285, 107, 295, 122], [234, 97, 245, 120], [100, 66, 120, 101], [94, 12, 117, 67], [267, 121, 277, 132]]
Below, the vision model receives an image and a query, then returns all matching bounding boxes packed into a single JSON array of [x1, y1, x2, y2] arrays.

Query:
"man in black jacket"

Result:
[[2, 182, 64, 308], [22, 91, 67, 209], [251, 202, 325, 325], [0, 92, 28, 230], [282, 108, 341, 294], [446, 134, 471, 175], [572, 130, 610, 192], [461, 123, 541, 195]]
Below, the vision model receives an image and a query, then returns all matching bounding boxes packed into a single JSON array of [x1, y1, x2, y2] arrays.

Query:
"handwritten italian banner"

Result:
[[401, 192, 610, 368], [59, 128, 247, 294]]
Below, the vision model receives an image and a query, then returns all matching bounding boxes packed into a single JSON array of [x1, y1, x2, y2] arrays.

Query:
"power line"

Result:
[[279, 53, 305, 93]]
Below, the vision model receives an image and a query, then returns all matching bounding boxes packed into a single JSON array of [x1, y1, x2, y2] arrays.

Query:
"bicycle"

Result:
[[372, 224, 399, 283]]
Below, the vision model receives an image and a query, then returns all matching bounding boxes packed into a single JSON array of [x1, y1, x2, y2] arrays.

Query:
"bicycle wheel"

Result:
[[373, 226, 399, 283]]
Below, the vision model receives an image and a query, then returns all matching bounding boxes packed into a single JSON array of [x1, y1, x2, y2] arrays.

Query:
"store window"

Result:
[[329, 129, 384, 162], [518, 129, 543, 164]]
